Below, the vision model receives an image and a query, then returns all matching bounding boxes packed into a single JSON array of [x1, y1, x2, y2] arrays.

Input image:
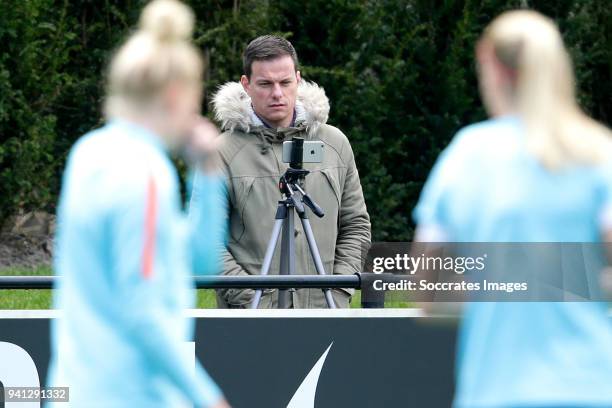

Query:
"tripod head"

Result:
[[278, 166, 324, 218], [281, 137, 310, 198]]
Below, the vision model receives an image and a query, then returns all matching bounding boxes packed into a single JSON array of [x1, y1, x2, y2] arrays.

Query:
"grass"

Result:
[[0, 266, 219, 309], [0, 267, 412, 309], [0, 266, 53, 309]]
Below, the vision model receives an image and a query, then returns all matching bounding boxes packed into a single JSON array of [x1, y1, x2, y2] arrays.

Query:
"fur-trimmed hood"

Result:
[[211, 81, 330, 137]]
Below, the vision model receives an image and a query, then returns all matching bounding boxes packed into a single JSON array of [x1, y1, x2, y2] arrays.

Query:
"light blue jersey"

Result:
[[47, 120, 225, 407], [414, 116, 612, 407]]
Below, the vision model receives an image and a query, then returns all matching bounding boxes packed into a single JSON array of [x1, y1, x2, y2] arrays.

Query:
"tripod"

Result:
[[250, 151, 337, 309]]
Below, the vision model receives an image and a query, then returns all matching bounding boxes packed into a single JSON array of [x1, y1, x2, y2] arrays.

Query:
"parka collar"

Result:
[[211, 80, 330, 140]]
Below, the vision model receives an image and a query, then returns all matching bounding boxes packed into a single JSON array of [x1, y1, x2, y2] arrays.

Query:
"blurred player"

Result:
[[414, 10, 612, 408], [47, 1, 230, 406]]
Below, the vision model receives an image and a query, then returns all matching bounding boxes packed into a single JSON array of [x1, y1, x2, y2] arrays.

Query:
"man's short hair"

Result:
[[243, 35, 299, 78]]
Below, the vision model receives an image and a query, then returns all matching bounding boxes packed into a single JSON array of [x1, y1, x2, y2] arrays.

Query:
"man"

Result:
[[207, 35, 371, 308]]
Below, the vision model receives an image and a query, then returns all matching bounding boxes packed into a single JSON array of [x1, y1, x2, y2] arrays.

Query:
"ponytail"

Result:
[[104, 0, 203, 118], [484, 10, 611, 169]]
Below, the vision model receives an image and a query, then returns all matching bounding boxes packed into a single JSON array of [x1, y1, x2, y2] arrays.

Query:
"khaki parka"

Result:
[[211, 81, 371, 308]]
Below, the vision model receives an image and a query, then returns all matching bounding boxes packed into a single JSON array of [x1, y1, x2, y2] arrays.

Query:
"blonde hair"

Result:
[[482, 10, 611, 169], [104, 0, 203, 118]]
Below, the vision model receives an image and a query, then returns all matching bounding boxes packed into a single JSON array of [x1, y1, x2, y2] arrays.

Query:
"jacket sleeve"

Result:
[[188, 169, 227, 275], [218, 247, 257, 306], [191, 160, 255, 306], [334, 139, 372, 280], [111, 173, 223, 407]]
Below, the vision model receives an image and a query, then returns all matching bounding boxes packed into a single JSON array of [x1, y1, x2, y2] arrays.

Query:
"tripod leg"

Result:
[[249, 218, 284, 309], [278, 210, 295, 308], [300, 218, 337, 309]]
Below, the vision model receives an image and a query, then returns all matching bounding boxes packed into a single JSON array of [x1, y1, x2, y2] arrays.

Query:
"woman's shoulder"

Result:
[[455, 116, 520, 144], [68, 123, 175, 195]]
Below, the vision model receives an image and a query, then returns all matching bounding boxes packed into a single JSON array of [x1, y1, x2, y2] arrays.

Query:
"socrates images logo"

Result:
[[0, 341, 334, 408]]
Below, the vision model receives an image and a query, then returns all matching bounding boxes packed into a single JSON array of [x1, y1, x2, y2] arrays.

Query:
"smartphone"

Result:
[[282, 140, 325, 163]]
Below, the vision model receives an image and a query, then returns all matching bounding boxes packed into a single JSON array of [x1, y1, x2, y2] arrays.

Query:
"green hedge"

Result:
[[1, 0, 610, 240]]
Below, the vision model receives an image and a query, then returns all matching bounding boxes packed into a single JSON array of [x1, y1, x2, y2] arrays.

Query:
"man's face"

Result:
[[241, 55, 301, 128]]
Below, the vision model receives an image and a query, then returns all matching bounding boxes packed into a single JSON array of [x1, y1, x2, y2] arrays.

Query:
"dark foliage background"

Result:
[[1, 0, 610, 240]]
